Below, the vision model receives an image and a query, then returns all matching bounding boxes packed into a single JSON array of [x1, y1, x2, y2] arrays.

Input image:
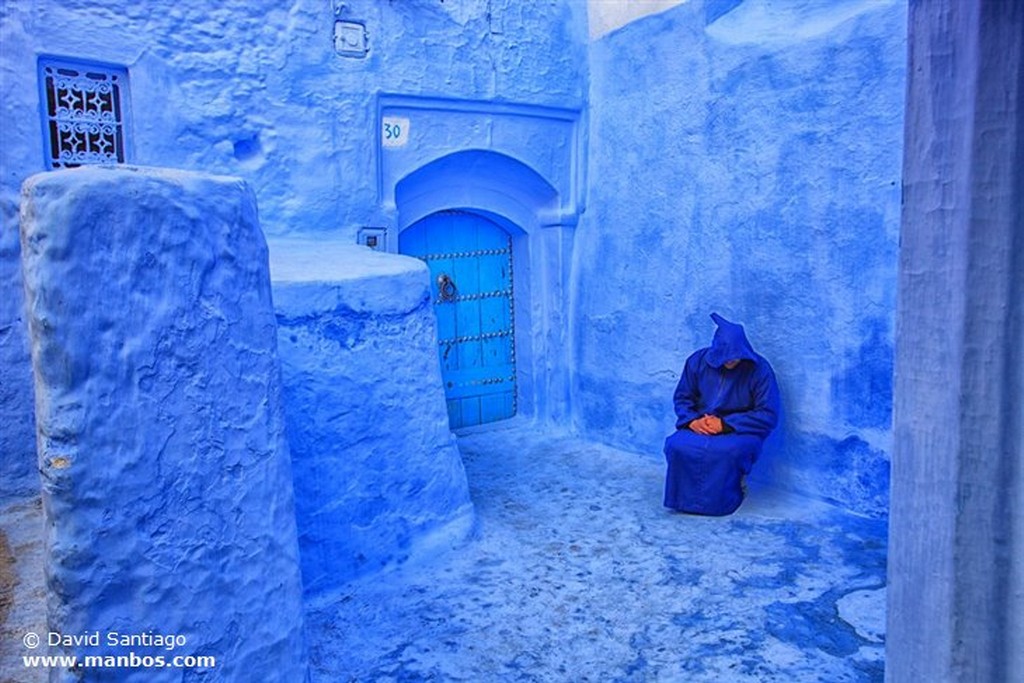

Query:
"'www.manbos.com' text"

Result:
[[23, 652, 216, 670]]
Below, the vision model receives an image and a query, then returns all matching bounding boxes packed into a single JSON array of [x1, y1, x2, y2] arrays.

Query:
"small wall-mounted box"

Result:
[[334, 20, 368, 57], [357, 227, 387, 251]]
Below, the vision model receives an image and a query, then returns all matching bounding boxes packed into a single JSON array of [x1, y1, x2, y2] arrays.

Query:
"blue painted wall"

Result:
[[2, 0, 906, 521], [888, 2, 1024, 677], [0, 0, 588, 496], [270, 241, 474, 596], [20, 166, 308, 680], [573, 0, 906, 517], [0, 0, 587, 238], [0, 219, 34, 499]]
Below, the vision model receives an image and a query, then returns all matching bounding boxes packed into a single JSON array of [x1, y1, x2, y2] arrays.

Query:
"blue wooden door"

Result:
[[400, 211, 517, 429]]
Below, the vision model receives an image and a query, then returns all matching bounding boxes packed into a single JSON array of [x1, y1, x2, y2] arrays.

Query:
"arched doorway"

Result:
[[401, 210, 517, 429], [391, 148, 576, 426]]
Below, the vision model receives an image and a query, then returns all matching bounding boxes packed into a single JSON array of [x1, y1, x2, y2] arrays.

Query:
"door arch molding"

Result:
[[394, 149, 573, 426]]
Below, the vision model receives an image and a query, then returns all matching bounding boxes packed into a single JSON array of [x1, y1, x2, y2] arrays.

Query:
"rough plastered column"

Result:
[[270, 241, 473, 599], [19, 166, 308, 682], [889, 1, 1023, 682]]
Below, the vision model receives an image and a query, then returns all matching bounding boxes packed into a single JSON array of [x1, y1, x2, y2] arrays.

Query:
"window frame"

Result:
[[37, 56, 131, 170]]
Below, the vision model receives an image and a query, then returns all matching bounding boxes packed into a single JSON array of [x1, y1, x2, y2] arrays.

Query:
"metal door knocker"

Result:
[[437, 273, 458, 302]]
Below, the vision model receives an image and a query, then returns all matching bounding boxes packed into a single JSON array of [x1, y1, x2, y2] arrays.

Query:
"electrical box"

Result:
[[358, 227, 387, 251], [334, 20, 368, 57]]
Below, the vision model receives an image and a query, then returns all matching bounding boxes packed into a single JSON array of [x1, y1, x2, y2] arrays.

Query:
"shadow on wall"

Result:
[[0, 197, 37, 501], [751, 416, 890, 519], [746, 401, 785, 494]]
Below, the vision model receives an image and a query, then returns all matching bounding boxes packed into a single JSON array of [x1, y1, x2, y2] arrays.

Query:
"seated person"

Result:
[[664, 313, 780, 516]]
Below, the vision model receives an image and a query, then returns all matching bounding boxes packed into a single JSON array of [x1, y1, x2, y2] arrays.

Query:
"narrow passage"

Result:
[[308, 421, 886, 682]]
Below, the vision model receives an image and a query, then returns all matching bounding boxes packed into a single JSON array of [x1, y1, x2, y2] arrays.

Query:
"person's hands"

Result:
[[704, 415, 724, 434], [688, 414, 724, 435], [688, 416, 708, 434]]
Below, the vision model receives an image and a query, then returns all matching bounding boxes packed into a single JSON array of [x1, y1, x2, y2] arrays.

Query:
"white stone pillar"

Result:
[[889, 1, 1023, 681]]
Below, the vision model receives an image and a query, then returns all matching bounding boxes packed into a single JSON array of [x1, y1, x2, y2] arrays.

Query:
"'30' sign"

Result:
[[382, 116, 410, 148]]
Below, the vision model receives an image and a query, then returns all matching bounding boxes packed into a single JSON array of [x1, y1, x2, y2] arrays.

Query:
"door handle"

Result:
[[437, 273, 457, 302]]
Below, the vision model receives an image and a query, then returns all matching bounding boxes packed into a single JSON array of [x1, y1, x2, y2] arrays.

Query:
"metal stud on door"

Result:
[[400, 211, 517, 429]]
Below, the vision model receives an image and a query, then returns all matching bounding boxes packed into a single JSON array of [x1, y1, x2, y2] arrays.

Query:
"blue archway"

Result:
[[394, 149, 572, 426], [395, 149, 560, 234]]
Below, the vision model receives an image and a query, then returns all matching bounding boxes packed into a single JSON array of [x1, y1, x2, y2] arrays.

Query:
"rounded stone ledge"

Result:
[[269, 239, 430, 316], [21, 164, 250, 204]]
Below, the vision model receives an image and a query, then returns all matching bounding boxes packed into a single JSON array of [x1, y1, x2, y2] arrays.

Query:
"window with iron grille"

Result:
[[38, 57, 129, 170]]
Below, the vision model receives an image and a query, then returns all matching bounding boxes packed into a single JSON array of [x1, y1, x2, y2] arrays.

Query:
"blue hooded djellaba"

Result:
[[664, 313, 780, 516]]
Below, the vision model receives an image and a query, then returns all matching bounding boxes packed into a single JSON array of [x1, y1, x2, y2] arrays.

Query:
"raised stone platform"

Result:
[[270, 240, 473, 598]]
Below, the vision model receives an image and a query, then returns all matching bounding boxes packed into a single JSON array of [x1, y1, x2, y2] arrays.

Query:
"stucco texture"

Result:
[[270, 241, 473, 596], [19, 166, 307, 681], [575, 0, 905, 517], [0, 0, 589, 500]]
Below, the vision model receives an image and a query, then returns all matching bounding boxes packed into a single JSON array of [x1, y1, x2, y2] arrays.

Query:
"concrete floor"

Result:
[[307, 421, 887, 682], [0, 497, 45, 683], [0, 421, 887, 682]]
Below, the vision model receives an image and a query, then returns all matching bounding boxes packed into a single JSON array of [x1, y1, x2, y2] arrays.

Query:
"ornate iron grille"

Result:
[[39, 58, 128, 170]]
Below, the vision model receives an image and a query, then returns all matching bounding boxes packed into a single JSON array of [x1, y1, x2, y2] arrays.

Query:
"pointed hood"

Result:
[[705, 312, 757, 368]]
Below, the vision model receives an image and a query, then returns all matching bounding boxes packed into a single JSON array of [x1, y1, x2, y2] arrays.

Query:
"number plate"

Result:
[[381, 116, 410, 148]]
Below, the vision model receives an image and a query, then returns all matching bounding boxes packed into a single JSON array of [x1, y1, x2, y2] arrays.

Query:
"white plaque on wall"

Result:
[[381, 116, 410, 148]]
